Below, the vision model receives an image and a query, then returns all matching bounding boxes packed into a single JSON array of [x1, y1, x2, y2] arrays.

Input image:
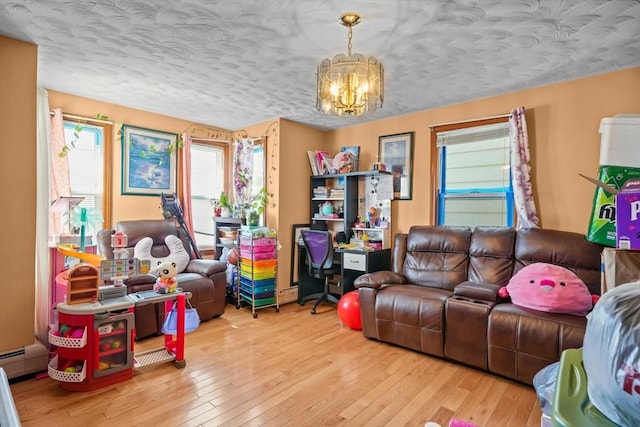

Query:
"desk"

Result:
[[297, 246, 391, 305]]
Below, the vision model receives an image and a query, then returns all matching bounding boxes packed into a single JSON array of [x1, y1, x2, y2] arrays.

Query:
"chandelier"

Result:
[[316, 13, 384, 116]]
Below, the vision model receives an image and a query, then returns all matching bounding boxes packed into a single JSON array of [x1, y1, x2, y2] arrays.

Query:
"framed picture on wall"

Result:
[[378, 132, 414, 200], [121, 125, 177, 196]]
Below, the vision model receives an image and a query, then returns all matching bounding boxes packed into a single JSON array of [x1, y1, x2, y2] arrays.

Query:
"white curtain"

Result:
[[35, 88, 52, 344], [509, 106, 540, 229], [179, 133, 196, 256]]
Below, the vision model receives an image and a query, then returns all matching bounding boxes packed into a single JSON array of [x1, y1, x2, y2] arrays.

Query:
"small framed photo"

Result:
[[121, 125, 177, 196], [378, 132, 414, 200]]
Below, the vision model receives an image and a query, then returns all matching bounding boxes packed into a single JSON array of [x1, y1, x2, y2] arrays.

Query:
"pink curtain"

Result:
[[180, 133, 195, 244], [49, 108, 71, 236], [509, 107, 540, 229]]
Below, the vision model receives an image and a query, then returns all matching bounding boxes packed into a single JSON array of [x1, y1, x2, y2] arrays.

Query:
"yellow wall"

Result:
[[326, 67, 640, 234], [47, 90, 233, 224], [0, 36, 38, 351]]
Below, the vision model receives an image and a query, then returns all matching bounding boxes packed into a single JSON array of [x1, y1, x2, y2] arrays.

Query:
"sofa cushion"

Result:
[[373, 284, 451, 357], [487, 303, 587, 384]]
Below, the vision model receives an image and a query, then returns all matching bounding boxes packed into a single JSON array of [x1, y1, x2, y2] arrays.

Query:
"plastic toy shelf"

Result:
[[237, 228, 280, 318]]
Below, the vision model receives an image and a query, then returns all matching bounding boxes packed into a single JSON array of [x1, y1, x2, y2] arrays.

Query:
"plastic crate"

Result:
[[240, 262, 276, 275], [48, 356, 86, 383], [240, 249, 276, 260]]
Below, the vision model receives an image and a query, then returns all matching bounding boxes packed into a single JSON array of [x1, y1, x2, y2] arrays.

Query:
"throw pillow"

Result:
[[134, 235, 190, 273], [498, 262, 594, 316]]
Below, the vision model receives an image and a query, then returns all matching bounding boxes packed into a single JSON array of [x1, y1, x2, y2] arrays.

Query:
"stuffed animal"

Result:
[[332, 151, 356, 174], [498, 262, 598, 316], [154, 261, 178, 294]]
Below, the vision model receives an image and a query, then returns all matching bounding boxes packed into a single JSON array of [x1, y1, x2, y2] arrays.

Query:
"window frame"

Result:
[[62, 117, 113, 230], [430, 116, 514, 227]]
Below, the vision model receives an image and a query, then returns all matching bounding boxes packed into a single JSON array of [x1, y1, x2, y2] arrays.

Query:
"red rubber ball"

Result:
[[337, 291, 362, 330]]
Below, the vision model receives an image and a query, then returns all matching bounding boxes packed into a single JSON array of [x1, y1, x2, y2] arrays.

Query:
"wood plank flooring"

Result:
[[10, 302, 542, 427]]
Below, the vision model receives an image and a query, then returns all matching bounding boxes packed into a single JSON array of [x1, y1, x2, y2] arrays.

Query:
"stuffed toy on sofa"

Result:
[[154, 261, 178, 294], [498, 262, 598, 316]]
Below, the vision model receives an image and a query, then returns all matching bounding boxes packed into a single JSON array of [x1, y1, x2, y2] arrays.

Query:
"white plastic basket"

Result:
[[48, 356, 86, 383], [48, 326, 87, 348]]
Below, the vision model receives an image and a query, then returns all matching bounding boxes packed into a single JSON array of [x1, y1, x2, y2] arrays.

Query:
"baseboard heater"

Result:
[[0, 340, 49, 380]]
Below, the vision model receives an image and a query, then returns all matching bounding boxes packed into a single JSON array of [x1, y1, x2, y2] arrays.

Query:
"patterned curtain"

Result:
[[509, 106, 540, 229], [233, 138, 254, 209], [179, 133, 195, 243], [49, 108, 71, 236]]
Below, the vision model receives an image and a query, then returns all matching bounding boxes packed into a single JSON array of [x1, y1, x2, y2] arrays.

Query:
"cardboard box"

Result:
[[582, 174, 640, 249], [584, 167, 640, 246], [601, 247, 640, 294], [616, 177, 640, 250]]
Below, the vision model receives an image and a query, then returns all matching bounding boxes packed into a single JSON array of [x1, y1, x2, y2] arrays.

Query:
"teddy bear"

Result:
[[154, 261, 178, 294]]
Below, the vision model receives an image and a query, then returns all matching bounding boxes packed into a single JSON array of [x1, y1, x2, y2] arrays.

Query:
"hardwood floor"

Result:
[[10, 302, 542, 427]]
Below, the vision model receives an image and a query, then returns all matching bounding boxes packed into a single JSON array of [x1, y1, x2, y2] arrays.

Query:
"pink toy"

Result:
[[500, 263, 594, 316], [449, 420, 479, 427]]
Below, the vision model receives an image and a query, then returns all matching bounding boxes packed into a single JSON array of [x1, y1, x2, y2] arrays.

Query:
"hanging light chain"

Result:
[[347, 25, 353, 58]]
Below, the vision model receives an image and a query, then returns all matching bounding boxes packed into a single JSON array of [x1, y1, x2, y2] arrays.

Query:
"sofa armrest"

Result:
[[185, 259, 227, 277], [454, 281, 502, 302], [124, 273, 157, 286], [354, 271, 406, 290]]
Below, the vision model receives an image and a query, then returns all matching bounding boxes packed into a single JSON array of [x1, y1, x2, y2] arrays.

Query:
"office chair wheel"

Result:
[[311, 308, 317, 315]]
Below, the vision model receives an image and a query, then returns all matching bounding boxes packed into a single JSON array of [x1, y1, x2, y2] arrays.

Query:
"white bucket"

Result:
[[599, 115, 640, 168]]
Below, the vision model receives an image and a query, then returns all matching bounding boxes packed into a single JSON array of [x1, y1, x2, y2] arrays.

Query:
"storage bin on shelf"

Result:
[[48, 326, 87, 348], [48, 355, 86, 383]]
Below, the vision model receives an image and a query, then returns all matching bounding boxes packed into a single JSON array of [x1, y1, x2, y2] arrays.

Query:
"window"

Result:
[[63, 120, 111, 236], [433, 119, 513, 227], [190, 142, 226, 249], [190, 139, 266, 249]]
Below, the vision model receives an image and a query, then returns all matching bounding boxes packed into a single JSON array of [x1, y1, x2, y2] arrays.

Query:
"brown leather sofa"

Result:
[[354, 226, 602, 385], [97, 219, 228, 339]]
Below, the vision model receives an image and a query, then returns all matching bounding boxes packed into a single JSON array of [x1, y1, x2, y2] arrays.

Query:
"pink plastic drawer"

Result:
[[239, 237, 276, 247], [240, 250, 276, 261], [240, 244, 275, 253]]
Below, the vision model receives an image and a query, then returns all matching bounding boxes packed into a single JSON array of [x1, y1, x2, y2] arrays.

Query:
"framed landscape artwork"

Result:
[[121, 125, 177, 196], [378, 132, 414, 200]]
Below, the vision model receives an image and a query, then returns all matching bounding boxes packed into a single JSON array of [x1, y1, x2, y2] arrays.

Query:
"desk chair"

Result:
[[300, 230, 340, 314]]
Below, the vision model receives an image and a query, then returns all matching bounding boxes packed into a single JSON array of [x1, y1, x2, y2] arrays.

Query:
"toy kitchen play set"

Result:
[[48, 232, 191, 392]]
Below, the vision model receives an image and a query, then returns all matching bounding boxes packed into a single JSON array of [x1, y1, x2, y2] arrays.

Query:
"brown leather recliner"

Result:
[[354, 226, 602, 385], [97, 219, 228, 339]]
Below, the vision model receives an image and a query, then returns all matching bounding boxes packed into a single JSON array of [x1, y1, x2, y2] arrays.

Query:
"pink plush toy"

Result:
[[498, 263, 596, 316]]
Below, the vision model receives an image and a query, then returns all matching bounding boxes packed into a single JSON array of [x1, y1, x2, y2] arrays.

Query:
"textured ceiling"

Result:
[[1, 0, 639, 131]]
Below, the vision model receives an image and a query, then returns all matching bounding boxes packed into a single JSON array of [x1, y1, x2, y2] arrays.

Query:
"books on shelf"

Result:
[[307, 150, 335, 175]]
